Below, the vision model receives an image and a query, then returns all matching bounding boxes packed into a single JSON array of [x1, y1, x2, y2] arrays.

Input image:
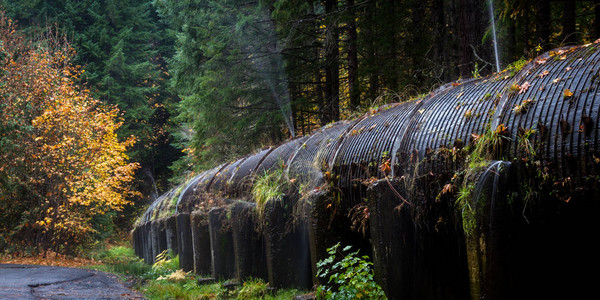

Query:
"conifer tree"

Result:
[[155, 0, 290, 167]]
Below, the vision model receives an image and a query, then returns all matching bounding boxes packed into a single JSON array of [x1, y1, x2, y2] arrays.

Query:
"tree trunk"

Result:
[[595, 0, 600, 40], [364, 2, 379, 100], [562, 1, 576, 45], [536, 0, 551, 49], [323, 0, 340, 124], [507, 6, 517, 65], [433, 0, 450, 82], [385, 0, 398, 93], [347, 0, 360, 110], [523, 0, 531, 54], [457, 0, 474, 77]]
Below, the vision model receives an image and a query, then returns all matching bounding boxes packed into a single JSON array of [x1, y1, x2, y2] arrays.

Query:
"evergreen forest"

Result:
[[1, 0, 599, 254]]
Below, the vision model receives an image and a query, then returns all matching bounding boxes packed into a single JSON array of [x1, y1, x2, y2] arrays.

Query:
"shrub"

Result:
[[146, 249, 180, 280], [0, 11, 139, 254], [316, 243, 386, 299]]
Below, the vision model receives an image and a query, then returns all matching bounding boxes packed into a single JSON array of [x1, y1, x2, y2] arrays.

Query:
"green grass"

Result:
[[88, 245, 152, 278], [88, 245, 309, 299], [143, 279, 223, 300], [92, 245, 137, 263], [251, 161, 289, 220], [144, 278, 305, 300], [456, 183, 476, 236], [470, 124, 511, 163]]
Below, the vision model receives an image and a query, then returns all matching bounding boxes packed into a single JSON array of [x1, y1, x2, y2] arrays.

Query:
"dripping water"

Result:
[[248, 8, 296, 138], [489, 0, 501, 73], [472, 160, 511, 231], [467, 160, 511, 299]]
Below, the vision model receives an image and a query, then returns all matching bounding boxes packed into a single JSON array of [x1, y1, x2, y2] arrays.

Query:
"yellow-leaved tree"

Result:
[[0, 11, 139, 254]]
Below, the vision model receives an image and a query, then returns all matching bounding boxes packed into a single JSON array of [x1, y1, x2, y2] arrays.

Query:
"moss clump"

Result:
[[506, 57, 528, 77]]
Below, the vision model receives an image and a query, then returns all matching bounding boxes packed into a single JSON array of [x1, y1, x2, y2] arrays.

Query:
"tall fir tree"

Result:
[[1, 0, 182, 200], [155, 0, 290, 168]]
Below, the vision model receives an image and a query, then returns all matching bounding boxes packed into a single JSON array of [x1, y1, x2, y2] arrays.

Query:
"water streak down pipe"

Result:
[[489, 0, 500, 72]]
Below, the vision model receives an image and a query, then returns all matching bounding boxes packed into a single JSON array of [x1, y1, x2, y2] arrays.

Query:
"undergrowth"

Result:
[[89, 245, 153, 278], [316, 243, 386, 299], [89, 245, 307, 299]]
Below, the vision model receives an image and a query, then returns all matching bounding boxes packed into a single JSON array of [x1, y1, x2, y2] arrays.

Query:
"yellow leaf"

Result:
[[564, 89, 573, 98]]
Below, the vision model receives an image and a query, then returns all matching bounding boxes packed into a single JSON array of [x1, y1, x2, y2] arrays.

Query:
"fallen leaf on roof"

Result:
[[519, 82, 531, 94]]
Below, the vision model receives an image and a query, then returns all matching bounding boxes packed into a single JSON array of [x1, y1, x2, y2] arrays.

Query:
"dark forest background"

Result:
[[2, 0, 598, 226]]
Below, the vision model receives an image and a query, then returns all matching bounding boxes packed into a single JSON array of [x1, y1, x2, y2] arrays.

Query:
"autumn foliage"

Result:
[[0, 12, 139, 254]]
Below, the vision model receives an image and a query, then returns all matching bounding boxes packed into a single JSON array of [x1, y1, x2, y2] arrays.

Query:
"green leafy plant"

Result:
[[316, 243, 386, 299], [472, 62, 481, 78], [144, 249, 180, 280]]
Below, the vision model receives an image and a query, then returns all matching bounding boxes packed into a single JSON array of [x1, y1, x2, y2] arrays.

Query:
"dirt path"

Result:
[[0, 264, 144, 299]]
